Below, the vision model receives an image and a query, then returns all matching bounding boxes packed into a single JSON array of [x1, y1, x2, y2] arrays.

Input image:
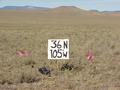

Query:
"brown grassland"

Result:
[[0, 7, 120, 90]]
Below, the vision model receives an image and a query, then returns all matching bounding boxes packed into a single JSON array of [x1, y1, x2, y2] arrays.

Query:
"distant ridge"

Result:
[[0, 6, 81, 11], [54, 6, 82, 10], [0, 6, 120, 14], [102, 11, 120, 13], [0, 6, 50, 10], [52, 6, 84, 12]]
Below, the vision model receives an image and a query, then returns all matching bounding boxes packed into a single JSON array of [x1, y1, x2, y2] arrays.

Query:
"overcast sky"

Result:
[[0, 0, 120, 11]]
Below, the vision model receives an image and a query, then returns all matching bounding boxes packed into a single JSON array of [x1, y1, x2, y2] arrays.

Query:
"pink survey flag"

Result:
[[16, 50, 30, 57], [86, 50, 94, 62]]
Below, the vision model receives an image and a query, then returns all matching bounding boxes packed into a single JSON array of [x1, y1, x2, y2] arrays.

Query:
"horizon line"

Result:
[[0, 5, 120, 12]]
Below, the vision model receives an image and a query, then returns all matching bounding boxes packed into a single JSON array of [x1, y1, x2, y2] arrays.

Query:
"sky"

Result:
[[0, 0, 120, 11]]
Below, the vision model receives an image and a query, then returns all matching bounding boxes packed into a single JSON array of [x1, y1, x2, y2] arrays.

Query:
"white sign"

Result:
[[48, 39, 69, 59]]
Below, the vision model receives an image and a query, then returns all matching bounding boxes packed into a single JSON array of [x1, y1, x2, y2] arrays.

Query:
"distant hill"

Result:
[[0, 6, 50, 10], [51, 6, 85, 13], [102, 11, 120, 13], [0, 6, 120, 15], [53, 6, 82, 11]]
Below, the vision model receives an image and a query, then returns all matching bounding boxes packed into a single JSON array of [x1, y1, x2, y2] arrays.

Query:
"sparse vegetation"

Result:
[[0, 8, 120, 90]]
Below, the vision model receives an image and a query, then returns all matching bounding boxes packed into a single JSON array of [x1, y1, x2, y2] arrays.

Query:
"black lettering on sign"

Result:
[[63, 41, 68, 49]]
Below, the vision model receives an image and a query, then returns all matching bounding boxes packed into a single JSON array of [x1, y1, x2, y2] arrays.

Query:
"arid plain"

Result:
[[0, 6, 120, 90]]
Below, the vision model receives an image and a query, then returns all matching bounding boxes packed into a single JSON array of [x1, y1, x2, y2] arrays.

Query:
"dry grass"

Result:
[[0, 9, 120, 90]]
